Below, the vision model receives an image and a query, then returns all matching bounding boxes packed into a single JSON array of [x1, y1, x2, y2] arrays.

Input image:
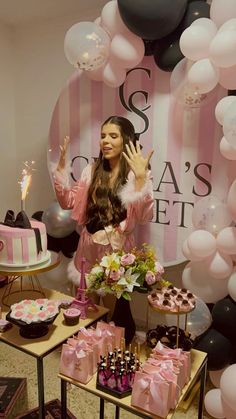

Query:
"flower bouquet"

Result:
[[86, 244, 166, 300]]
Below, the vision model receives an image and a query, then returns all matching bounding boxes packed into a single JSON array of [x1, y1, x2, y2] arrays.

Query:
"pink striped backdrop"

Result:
[[48, 57, 235, 266]]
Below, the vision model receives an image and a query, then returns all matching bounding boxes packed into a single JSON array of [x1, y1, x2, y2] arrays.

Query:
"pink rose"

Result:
[[155, 261, 164, 278], [109, 269, 121, 281], [145, 271, 156, 285], [121, 253, 136, 266]]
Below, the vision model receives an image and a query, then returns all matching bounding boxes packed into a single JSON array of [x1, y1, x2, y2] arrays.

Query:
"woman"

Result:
[[53, 116, 154, 298]]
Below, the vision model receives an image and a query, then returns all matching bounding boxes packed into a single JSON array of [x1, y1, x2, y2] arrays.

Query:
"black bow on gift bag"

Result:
[[3, 210, 42, 254]]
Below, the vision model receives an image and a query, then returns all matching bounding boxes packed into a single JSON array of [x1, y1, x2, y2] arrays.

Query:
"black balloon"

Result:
[[212, 297, 236, 341], [143, 39, 157, 56], [117, 0, 188, 40], [194, 328, 233, 371], [180, 1, 210, 30], [154, 38, 184, 72], [32, 211, 79, 258]]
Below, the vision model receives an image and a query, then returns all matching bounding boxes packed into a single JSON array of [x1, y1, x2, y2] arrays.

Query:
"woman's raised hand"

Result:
[[123, 141, 154, 180], [57, 136, 70, 172]]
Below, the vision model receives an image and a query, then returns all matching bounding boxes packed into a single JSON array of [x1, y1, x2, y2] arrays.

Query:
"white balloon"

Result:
[[192, 17, 218, 37], [217, 227, 236, 255], [204, 389, 225, 419], [182, 239, 202, 261], [170, 58, 218, 108], [215, 96, 236, 126], [220, 136, 236, 160], [223, 100, 236, 148], [182, 261, 229, 303], [228, 268, 236, 301], [205, 251, 233, 280], [219, 18, 236, 33], [209, 30, 236, 68], [220, 364, 236, 412], [187, 58, 219, 94], [227, 179, 236, 221], [210, 0, 236, 28], [188, 230, 216, 258], [180, 25, 214, 61], [64, 22, 111, 70], [192, 196, 232, 236]]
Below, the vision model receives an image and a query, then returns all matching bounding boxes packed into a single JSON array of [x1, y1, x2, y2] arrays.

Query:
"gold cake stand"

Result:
[[148, 300, 195, 348], [0, 252, 60, 307]]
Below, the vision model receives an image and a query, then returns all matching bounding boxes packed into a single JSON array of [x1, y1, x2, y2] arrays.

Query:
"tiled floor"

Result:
[[0, 343, 213, 418]]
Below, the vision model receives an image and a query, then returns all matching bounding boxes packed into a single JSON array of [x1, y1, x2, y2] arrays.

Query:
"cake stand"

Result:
[[148, 301, 195, 348], [6, 311, 59, 339], [0, 252, 60, 307]]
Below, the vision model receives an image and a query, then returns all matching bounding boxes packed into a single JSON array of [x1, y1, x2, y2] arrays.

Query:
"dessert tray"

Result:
[[6, 311, 59, 339]]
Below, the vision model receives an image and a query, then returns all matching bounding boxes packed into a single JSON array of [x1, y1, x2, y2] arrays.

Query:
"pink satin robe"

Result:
[[53, 164, 154, 274]]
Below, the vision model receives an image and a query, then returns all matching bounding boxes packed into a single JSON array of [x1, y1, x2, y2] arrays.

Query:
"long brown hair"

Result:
[[85, 116, 137, 233]]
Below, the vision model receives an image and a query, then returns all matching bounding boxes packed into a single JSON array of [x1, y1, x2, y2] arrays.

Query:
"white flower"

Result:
[[90, 266, 104, 275], [100, 253, 120, 269], [117, 270, 140, 293]]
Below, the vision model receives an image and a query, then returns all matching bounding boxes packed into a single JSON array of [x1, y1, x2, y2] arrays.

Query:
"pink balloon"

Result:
[[215, 96, 236, 126], [110, 32, 145, 68], [220, 136, 236, 160], [192, 196, 232, 235], [220, 364, 236, 412], [180, 25, 215, 61], [182, 261, 229, 303], [217, 227, 236, 255], [219, 65, 236, 89], [210, 0, 236, 28], [205, 251, 233, 279], [227, 179, 236, 221], [228, 268, 236, 302], [101, 0, 128, 38], [188, 230, 216, 258], [187, 58, 219, 94], [204, 389, 225, 419], [209, 30, 236, 68], [103, 60, 126, 88]]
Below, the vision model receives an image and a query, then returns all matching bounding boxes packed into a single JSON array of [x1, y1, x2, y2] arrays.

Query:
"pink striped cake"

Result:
[[0, 220, 48, 266]]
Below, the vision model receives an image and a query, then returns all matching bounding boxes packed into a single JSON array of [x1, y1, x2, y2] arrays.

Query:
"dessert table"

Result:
[[0, 286, 109, 419], [59, 348, 207, 419]]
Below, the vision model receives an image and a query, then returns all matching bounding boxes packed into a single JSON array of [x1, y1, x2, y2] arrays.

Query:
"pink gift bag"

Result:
[[142, 362, 181, 409], [59, 342, 94, 384], [96, 321, 125, 348], [131, 371, 172, 418]]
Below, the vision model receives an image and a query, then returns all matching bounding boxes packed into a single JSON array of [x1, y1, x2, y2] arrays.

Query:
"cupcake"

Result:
[[63, 308, 81, 325]]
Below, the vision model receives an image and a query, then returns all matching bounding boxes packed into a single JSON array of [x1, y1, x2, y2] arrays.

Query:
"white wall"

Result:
[[0, 23, 16, 219], [1, 9, 100, 219]]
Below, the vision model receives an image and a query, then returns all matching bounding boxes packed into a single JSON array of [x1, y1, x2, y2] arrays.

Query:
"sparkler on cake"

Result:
[[19, 160, 36, 211]]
